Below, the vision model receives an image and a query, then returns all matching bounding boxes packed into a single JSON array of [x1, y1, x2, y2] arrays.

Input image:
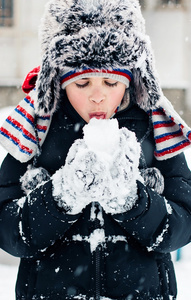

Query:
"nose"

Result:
[[89, 87, 105, 103]]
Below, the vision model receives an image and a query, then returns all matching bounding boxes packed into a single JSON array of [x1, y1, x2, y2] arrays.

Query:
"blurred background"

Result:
[[0, 0, 191, 299]]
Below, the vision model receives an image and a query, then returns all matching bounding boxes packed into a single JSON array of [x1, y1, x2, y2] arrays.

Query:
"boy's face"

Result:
[[65, 77, 126, 123]]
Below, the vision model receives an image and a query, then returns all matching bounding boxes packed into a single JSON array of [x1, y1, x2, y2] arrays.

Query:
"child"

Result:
[[0, 0, 191, 299]]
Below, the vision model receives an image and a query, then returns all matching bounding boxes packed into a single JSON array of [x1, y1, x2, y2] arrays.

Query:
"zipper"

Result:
[[94, 202, 102, 300], [95, 245, 101, 300]]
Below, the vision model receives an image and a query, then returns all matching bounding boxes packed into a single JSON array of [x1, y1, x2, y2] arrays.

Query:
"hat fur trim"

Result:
[[35, 0, 162, 116]]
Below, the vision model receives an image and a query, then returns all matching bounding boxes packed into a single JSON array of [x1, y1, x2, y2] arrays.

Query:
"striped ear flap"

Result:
[[35, 56, 61, 116], [0, 96, 51, 163], [151, 96, 191, 160]]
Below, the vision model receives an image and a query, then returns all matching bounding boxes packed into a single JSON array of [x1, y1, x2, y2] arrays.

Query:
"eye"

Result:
[[105, 81, 118, 87], [75, 80, 89, 88]]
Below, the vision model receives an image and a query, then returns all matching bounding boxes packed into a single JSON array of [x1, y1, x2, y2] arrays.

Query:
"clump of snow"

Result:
[[53, 118, 141, 215], [55, 267, 60, 273], [88, 228, 105, 252], [90, 202, 104, 225], [72, 229, 106, 253], [147, 223, 170, 252], [164, 198, 173, 215], [107, 235, 127, 244], [72, 230, 128, 253], [15, 197, 26, 209], [83, 118, 120, 156]]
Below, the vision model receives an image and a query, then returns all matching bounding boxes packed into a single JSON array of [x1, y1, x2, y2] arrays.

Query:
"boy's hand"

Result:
[[52, 123, 142, 215], [98, 128, 142, 214], [52, 141, 107, 214]]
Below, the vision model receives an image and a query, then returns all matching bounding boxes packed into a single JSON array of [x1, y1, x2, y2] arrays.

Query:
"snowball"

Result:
[[83, 118, 120, 156]]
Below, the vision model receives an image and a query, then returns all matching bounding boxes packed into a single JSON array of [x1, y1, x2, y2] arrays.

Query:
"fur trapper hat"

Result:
[[36, 0, 162, 116]]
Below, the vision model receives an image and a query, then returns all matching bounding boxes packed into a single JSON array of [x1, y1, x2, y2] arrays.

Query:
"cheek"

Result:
[[110, 90, 125, 107], [67, 89, 85, 108]]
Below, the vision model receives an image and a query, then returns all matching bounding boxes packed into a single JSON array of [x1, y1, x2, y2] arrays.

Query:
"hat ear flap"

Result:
[[35, 56, 60, 116], [131, 59, 162, 111]]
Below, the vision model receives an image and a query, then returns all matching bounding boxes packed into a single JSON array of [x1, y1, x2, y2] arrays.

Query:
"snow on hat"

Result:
[[35, 0, 162, 116]]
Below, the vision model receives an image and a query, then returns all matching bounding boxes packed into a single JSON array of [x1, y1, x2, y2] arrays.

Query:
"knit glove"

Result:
[[52, 139, 106, 214], [52, 119, 142, 215], [96, 126, 142, 214]]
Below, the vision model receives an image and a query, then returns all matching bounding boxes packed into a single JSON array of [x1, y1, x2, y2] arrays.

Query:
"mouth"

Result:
[[89, 112, 107, 120]]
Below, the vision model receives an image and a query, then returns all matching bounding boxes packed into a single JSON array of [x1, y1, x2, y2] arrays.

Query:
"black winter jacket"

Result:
[[0, 97, 191, 300]]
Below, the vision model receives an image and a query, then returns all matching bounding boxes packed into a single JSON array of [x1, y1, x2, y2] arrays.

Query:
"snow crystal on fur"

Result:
[[52, 118, 142, 215]]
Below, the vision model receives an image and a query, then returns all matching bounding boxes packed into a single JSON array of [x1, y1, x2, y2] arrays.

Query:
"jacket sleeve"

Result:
[[0, 154, 81, 258], [113, 152, 191, 253]]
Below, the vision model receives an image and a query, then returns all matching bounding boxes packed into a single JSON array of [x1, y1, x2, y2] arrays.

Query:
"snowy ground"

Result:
[[0, 106, 191, 300]]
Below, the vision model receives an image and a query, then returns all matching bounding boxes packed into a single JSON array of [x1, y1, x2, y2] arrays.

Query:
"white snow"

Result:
[[0, 107, 191, 299], [83, 118, 120, 155], [147, 223, 170, 252], [53, 118, 141, 215], [73, 228, 106, 253], [0, 263, 18, 300]]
